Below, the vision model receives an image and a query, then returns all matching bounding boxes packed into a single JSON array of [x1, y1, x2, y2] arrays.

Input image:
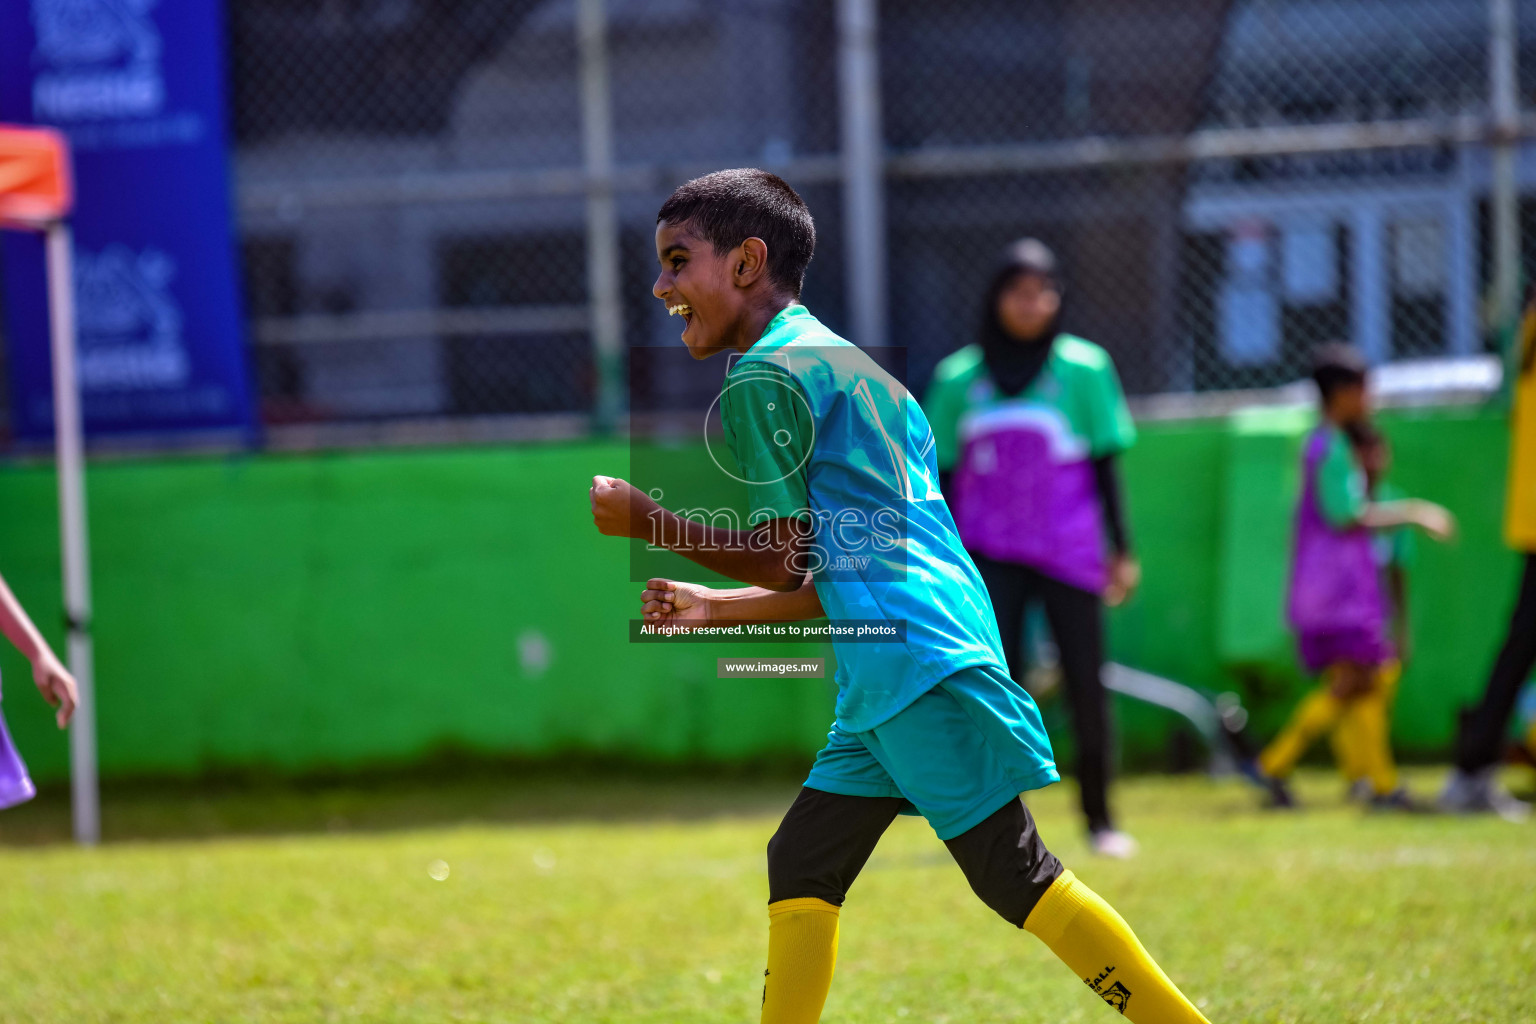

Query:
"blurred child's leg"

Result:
[[762, 787, 904, 1024], [1327, 724, 1363, 792], [1259, 682, 1345, 779], [1338, 694, 1398, 796], [1329, 712, 1367, 786], [1330, 661, 1400, 790], [945, 798, 1211, 1023], [1334, 662, 1401, 797], [1379, 659, 1402, 707]]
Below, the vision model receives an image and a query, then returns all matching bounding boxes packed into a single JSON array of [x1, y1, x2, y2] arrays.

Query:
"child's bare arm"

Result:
[[640, 573, 823, 626], [1357, 499, 1456, 541], [0, 572, 77, 728], [590, 475, 807, 591]]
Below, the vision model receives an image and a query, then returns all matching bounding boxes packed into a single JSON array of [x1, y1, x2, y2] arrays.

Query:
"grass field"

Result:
[[1, 766, 1532, 1023]]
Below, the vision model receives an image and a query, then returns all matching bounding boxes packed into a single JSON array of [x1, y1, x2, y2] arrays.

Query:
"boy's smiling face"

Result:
[[653, 219, 746, 360]]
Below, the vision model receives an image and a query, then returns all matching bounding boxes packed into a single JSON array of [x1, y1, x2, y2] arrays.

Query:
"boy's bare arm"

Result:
[[0, 572, 77, 728], [590, 475, 807, 591], [640, 573, 824, 626], [1357, 499, 1456, 541]]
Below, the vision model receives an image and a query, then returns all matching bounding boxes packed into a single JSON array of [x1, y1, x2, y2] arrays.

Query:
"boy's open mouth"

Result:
[[667, 303, 693, 330]]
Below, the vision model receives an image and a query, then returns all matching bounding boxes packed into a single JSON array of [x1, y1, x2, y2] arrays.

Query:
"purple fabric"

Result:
[[1296, 630, 1392, 675], [0, 706, 36, 811], [952, 428, 1106, 593], [1287, 428, 1394, 673]]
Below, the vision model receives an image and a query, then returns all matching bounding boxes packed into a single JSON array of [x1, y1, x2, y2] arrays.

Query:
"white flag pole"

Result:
[[44, 220, 97, 846]]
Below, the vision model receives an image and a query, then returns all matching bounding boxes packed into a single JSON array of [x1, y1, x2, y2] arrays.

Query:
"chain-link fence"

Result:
[[9, 0, 1536, 447], [231, 0, 842, 442], [881, 0, 1512, 399]]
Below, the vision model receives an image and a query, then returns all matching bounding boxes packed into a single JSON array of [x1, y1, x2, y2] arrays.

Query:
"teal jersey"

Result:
[[719, 305, 1011, 732]]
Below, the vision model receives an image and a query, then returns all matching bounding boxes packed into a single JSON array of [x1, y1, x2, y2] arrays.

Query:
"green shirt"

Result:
[[921, 335, 1136, 590], [924, 336, 1137, 472], [1315, 431, 1416, 569], [1316, 427, 1367, 529]]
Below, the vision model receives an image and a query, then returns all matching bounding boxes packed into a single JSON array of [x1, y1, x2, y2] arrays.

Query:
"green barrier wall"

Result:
[[0, 444, 836, 784], [0, 406, 1522, 784]]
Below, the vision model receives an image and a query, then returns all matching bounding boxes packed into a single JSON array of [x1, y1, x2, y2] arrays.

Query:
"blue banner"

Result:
[[0, 0, 253, 439]]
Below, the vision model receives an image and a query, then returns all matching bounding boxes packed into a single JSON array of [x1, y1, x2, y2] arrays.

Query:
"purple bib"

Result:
[[1286, 428, 1393, 671], [951, 403, 1106, 593]]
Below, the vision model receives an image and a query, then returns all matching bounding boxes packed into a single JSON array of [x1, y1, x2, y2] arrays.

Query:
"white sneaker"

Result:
[[1089, 829, 1139, 859], [1438, 767, 1532, 822], [1487, 783, 1533, 823], [1437, 768, 1482, 812]]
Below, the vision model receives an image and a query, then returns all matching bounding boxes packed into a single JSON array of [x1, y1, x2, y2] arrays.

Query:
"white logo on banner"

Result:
[[74, 245, 189, 391], [30, 0, 165, 121]]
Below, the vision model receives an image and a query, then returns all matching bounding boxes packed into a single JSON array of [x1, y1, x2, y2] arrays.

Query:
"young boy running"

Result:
[[1329, 423, 1412, 803], [590, 168, 1212, 1022], [1253, 346, 1453, 808]]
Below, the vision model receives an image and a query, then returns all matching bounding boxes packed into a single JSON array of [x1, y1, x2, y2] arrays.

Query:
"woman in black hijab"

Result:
[[926, 239, 1141, 857]]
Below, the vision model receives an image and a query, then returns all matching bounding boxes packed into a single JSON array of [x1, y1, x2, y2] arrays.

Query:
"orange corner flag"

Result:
[[0, 126, 72, 228]]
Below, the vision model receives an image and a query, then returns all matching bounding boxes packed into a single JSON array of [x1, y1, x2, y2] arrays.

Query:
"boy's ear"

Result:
[[733, 237, 769, 289]]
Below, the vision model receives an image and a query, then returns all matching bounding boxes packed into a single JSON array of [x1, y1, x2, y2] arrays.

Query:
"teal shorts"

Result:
[[803, 663, 1060, 840]]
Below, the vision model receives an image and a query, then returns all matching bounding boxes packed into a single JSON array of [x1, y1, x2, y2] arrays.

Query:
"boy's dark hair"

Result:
[[656, 168, 816, 297], [1310, 342, 1368, 401]]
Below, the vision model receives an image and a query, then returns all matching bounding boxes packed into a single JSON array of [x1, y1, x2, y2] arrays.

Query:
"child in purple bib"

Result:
[[1289, 425, 1395, 671], [1250, 345, 1454, 809]]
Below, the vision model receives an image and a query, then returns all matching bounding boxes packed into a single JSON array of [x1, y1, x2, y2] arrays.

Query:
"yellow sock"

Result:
[[1378, 660, 1402, 706], [762, 898, 840, 1024], [1339, 690, 1399, 795], [1329, 717, 1366, 786], [1259, 686, 1343, 779], [1025, 871, 1210, 1022], [1331, 661, 1402, 789]]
